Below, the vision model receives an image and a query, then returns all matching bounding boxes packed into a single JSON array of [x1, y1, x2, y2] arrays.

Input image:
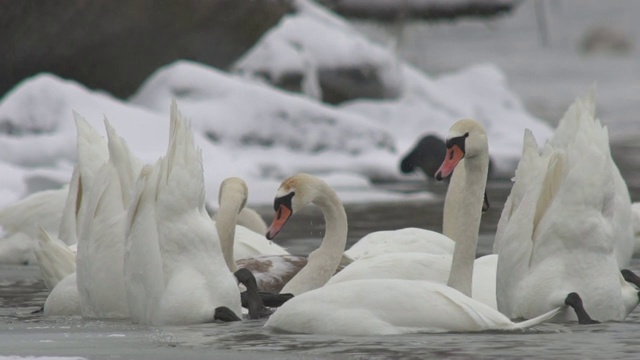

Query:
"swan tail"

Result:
[[104, 118, 143, 205], [511, 306, 562, 329]]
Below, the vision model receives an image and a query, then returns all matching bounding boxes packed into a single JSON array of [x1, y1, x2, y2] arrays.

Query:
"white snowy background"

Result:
[[0, 0, 555, 214]]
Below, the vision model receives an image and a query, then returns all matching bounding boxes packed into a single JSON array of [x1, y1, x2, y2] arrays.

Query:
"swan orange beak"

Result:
[[266, 204, 293, 240], [435, 144, 464, 180]]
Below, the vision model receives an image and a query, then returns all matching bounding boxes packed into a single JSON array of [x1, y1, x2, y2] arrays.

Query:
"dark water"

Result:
[[2, 143, 639, 359]]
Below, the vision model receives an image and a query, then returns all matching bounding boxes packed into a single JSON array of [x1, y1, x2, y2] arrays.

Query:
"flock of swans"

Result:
[[1, 90, 640, 335]]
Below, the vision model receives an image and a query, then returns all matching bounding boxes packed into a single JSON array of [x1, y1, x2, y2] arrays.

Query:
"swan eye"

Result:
[[464, 132, 469, 138]]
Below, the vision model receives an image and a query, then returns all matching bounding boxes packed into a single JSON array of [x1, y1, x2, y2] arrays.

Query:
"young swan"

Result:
[[265, 173, 348, 296]]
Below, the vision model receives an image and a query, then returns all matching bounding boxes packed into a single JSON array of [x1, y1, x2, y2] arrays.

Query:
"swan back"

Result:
[[343, 228, 454, 260]]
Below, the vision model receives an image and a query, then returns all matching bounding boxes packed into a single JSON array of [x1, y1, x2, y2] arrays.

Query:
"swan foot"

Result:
[[214, 306, 241, 322], [621, 269, 640, 288], [564, 292, 600, 325], [234, 268, 271, 319], [31, 306, 44, 314]]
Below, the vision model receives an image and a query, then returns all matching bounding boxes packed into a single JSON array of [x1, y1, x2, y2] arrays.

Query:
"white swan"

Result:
[[124, 101, 241, 325], [75, 119, 142, 319], [266, 120, 562, 334], [494, 92, 638, 323]]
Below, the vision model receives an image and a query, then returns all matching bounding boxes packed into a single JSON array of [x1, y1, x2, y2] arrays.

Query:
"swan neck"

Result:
[[216, 193, 243, 273], [281, 184, 347, 295], [445, 152, 489, 297]]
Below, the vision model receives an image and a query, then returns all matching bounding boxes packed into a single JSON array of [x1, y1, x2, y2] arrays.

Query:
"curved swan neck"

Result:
[[446, 150, 489, 297], [281, 183, 348, 296], [216, 191, 244, 273]]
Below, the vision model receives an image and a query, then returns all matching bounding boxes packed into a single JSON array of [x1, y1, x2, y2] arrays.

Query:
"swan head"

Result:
[[218, 177, 248, 213], [435, 119, 488, 180], [266, 173, 323, 240]]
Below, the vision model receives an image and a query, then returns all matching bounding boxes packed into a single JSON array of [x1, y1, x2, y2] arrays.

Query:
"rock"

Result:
[[0, 0, 293, 99]]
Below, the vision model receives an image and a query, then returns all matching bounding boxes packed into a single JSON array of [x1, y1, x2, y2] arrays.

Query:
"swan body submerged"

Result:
[[495, 91, 638, 323], [124, 101, 241, 325]]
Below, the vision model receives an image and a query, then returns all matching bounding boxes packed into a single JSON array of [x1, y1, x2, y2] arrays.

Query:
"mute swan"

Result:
[[124, 101, 242, 325], [495, 92, 638, 323], [266, 120, 562, 335], [76, 119, 142, 319]]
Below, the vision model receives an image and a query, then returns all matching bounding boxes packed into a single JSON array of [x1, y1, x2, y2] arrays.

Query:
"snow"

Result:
[[0, 0, 555, 261]]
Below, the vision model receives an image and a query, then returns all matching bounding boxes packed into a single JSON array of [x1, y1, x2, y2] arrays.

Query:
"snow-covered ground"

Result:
[[0, 0, 554, 216]]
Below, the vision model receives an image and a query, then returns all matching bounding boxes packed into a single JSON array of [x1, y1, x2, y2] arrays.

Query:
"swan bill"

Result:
[[436, 144, 464, 180], [266, 204, 292, 240]]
